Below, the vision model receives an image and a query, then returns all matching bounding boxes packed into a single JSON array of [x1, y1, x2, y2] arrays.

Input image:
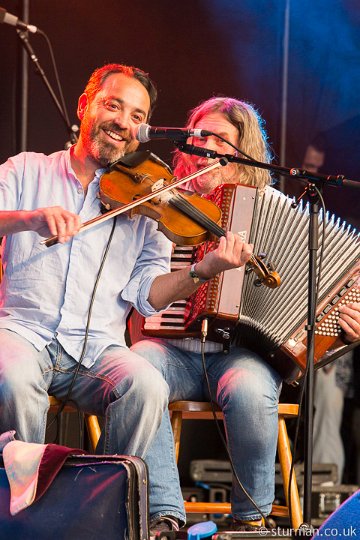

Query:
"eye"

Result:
[[216, 139, 226, 147], [132, 113, 144, 123], [103, 99, 120, 112], [197, 137, 207, 146]]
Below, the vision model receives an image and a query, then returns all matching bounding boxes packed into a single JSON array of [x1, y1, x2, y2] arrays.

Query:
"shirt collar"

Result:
[[65, 145, 107, 185]]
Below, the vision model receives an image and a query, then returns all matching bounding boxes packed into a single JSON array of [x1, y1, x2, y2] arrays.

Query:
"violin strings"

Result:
[[170, 194, 225, 237], [172, 194, 277, 282], [170, 194, 276, 284]]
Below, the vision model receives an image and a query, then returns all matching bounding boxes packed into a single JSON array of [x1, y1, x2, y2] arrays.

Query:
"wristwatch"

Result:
[[189, 263, 209, 284]]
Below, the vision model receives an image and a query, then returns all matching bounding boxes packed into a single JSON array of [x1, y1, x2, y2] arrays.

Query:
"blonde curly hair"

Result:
[[173, 96, 272, 190]]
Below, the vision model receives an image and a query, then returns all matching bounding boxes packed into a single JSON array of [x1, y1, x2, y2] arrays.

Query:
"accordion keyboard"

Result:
[[143, 246, 195, 335]]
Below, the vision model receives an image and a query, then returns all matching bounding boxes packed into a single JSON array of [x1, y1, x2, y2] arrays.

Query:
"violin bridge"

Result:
[[151, 178, 165, 191]]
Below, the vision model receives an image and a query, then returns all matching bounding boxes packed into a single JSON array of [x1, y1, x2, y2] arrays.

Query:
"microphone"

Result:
[[134, 123, 212, 143], [0, 7, 38, 33], [174, 142, 218, 159]]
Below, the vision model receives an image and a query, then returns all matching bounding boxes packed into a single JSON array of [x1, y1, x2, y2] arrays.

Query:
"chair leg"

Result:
[[170, 404, 303, 528], [85, 415, 101, 453], [277, 415, 303, 529], [170, 411, 183, 463]]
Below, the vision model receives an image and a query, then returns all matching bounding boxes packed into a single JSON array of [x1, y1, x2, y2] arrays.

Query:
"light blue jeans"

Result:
[[0, 329, 169, 509], [132, 338, 282, 523]]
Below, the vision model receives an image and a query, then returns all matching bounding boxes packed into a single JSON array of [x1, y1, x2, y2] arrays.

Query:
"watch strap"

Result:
[[189, 263, 209, 284]]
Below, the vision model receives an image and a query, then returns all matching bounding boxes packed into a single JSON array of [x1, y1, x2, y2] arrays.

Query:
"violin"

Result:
[[43, 150, 280, 289], [100, 150, 222, 246]]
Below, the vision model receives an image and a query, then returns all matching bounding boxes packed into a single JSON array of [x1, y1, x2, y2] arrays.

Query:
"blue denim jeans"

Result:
[[0, 329, 169, 505], [132, 338, 282, 523]]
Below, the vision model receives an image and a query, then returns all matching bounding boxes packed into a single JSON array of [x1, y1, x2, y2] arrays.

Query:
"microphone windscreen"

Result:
[[135, 124, 150, 143]]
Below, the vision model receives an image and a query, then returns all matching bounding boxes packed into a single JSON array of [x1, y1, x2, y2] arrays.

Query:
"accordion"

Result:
[[142, 184, 360, 382]]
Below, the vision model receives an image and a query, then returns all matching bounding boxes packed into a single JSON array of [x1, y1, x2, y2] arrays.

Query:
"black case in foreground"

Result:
[[0, 454, 149, 540]]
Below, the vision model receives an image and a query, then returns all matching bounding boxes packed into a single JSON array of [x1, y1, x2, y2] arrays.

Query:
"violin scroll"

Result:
[[248, 254, 281, 289]]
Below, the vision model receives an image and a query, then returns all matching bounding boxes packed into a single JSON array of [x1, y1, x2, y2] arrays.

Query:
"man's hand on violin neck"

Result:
[[196, 232, 253, 279], [26, 206, 82, 243]]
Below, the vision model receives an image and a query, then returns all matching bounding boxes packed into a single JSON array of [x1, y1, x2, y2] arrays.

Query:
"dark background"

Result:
[[0, 0, 359, 226]]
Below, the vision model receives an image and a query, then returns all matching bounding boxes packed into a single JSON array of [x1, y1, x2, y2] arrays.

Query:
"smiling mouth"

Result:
[[103, 129, 126, 142]]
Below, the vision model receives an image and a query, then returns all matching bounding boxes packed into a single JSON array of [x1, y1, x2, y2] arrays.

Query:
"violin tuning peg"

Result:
[[253, 278, 263, 287], [258, 252, 267, 260]]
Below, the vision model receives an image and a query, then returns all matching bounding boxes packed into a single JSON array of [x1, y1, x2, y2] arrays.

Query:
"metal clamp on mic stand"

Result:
[[16, 29, 78, 146], [176, 140, 360, 529]]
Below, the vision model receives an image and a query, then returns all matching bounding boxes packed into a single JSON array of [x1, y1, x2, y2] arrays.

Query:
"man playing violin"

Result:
[[130, 96, 360, 533], [0, 65, 255, 533]]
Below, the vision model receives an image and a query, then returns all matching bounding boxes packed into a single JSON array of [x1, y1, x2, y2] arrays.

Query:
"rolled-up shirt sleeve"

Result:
[[121, 218, 173, 317]]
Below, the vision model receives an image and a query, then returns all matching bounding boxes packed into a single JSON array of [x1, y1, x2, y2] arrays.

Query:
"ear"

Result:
[[77, 93, 89, 121]]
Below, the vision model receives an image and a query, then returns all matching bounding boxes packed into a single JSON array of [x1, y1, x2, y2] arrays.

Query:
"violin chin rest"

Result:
[[111, 150, 152, 169], [110, 150, 172, 173]]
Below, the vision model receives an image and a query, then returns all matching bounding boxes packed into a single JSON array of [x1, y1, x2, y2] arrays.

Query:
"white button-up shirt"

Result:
[[0, 149, 172, 367]]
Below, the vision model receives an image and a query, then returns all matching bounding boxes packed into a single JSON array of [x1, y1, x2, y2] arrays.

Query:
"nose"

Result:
[[110, 107, 131, 130]]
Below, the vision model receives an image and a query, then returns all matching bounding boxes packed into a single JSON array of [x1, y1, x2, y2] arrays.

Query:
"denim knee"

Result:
[[0, 354, 40, 402], [131, 339, 169, 374], [116, 358, 169, 408], [217, 354, 280, 407]]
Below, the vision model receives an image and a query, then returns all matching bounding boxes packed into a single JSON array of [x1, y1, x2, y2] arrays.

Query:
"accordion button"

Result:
[[339, 287, 347, 296]]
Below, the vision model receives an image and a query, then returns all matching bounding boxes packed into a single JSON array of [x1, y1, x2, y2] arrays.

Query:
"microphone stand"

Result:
[[175, 142, 360, 190], [300, 185, 319, 529], [16, 29, 78, 145], [176, 141, 360, 528]]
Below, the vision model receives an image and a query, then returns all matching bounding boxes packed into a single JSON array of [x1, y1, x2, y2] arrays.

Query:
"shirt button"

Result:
[[77, 188, 83, 194]]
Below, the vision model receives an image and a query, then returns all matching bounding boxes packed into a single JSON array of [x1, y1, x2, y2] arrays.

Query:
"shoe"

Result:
[[231, 518, 268, 531], [150, 516, 179, 538]]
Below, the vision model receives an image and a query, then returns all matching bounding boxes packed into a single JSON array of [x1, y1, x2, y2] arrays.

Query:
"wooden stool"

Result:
[[48, 396, 101, 452], [169, 400, 303, 529]]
